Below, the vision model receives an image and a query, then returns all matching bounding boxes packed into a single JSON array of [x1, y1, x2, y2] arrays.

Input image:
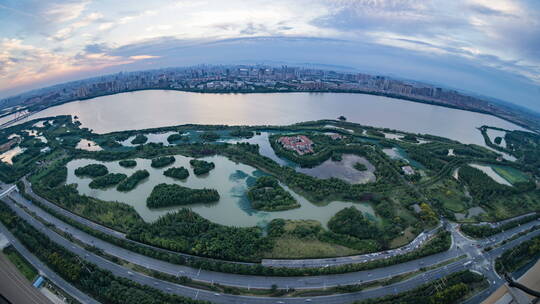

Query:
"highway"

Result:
[[1, 199, 539, 304], [6, 188, 465, 289], [4, 182, 540, 290], [1, 182, 539, 303], [0, 220, 470, 304]]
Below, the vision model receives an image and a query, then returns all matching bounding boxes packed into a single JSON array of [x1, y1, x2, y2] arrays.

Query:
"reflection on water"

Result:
[[296, 154, 376, 184], [66, 155, 377, 228], [21, 90, 525, 146]]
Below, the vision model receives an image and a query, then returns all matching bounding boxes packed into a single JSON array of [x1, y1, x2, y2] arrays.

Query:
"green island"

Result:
[[151, 156, 176, 168], [74, 164, 108, 177], [163, 166, 190, 179], [354, 162, 367, 171], [167, 133, 187, 143], [130, 134, 148, 145], [116, 170, 150, 191], [247, 176, 300, 211], [189, 159, 215, 175], [146, 183, 220, 208], [89, 173, 127, 189], [118, 159, 137, 168]]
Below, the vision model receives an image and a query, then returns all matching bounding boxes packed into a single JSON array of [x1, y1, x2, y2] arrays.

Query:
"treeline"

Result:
[[0, 200, 209, 304], [167, 133, 188, 143], [461, 213, 539, 238], [151, 156, 175, 168], [146, 183, 220, 208], [229, 129, 254, 138], [505, 130, 540, 174], [128, 209, 270, 261], [164, 167, 189, 179], [328, 207, 380, 239], [20, 179, 450, 275], [199, 132, 220, 142], [247, 176, 299, 211], [495, 235, 540, 274], [41, 165, 67, 189], [354, 270, 484, 304], [33, 182, 143, 232], [74, 164, 108, 177], [89, 173, 127, 189], [189, 159, 215, 175], [117, 170, 149, 191], [458, 165, 534, 202]]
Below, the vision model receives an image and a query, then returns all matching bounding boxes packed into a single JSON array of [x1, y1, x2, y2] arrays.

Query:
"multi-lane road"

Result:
[[1, 182, 539, 303]]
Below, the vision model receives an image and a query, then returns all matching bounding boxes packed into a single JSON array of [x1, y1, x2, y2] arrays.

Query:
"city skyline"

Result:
[[1, 0, 539, 112]]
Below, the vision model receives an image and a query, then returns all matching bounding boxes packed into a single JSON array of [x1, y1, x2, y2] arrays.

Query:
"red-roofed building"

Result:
[[278, 135, 314, 155]]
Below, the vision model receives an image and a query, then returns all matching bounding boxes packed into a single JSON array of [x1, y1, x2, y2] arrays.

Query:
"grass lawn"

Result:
[[266, 236, 358, 259], [389, 226, 416, 248], [492, 166, 530, 185], [3, 246, 38, 281]]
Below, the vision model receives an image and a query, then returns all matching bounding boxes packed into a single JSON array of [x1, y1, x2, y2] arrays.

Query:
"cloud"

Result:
[[45, 1, 91, 23], [84, 43, 110, 54], [129, 55, 160, 60], [50, 12, 104, 41]]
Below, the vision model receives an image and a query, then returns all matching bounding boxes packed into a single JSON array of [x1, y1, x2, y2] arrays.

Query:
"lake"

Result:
[[66, 155, 377, 227], [19, 90, 525, 146]]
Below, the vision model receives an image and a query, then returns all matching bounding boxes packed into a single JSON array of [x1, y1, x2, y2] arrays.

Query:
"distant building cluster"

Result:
[[278, 135, 314, 155], [0, 65, 536, 132]]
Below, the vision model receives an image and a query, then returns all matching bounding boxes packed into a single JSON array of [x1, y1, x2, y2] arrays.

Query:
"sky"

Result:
[[1, 0, 539, 111]]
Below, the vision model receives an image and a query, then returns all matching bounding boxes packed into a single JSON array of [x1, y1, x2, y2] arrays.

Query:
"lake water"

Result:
[[66, 155, 377, 227], [19, 90, 525, 146]]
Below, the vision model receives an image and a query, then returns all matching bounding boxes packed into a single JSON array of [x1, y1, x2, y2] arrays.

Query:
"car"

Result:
[[214, 293, 220, 296], [305, 299, 312, 302]]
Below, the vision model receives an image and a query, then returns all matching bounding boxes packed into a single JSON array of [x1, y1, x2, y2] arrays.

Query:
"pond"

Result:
[[296, 154, 376, 184], [65, 155, 378, 228]]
